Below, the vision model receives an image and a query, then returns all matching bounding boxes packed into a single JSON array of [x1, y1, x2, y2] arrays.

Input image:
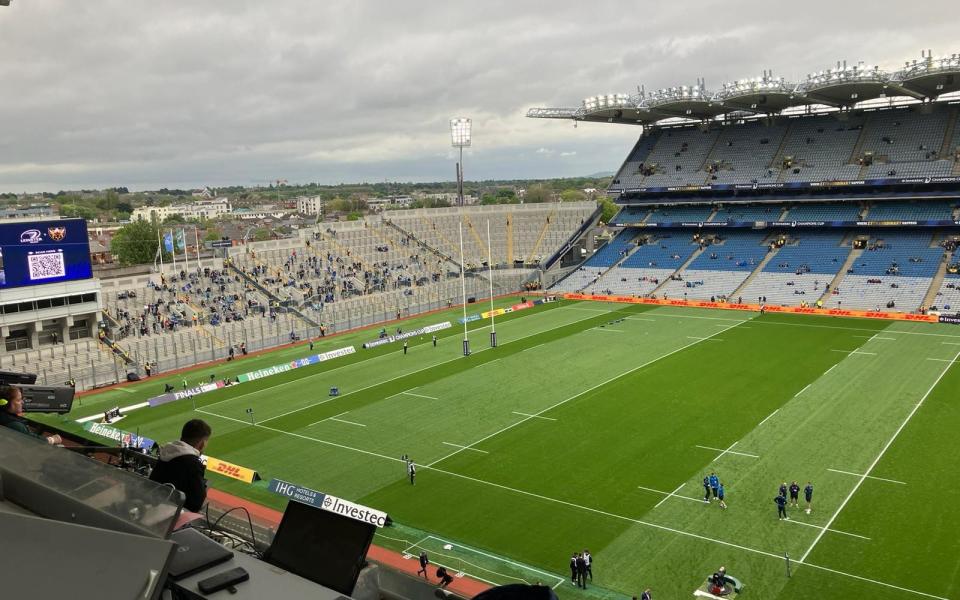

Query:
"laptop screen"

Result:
[[265, 499, 376, 595]]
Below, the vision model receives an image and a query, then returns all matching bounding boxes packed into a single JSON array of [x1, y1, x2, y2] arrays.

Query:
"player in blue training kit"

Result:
[[717, 482, 727, 509], [804, 482, 814, 514], [709, 472, 720, 499], [775, 494, 788, 520], [778, 482, 787, 499]]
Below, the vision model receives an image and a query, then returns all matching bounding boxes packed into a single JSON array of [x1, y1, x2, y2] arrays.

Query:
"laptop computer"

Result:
[[168, 527, 234, 580]]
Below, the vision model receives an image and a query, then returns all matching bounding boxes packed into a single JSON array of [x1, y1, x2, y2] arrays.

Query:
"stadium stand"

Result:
[[657, 231, 772, 300], [608, 103, 960, 191], [738, 231, 851, 306], [581, 233, 701, 296], [824, 232, 946, 311]]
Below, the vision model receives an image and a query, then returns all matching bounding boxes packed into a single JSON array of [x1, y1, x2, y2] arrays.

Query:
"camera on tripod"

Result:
[[0, 371, 75, 414]]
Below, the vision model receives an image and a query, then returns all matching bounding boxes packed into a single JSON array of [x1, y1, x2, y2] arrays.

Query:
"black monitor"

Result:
[[264, 499, 376, 595], [0, 370, 37, 385], [19, 385, 74, 414]]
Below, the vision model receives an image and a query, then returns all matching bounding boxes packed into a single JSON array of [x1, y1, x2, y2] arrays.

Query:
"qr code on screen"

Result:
[[28, 252, 66, 280]]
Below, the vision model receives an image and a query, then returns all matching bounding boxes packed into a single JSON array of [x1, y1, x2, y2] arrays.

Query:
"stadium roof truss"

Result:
[[527, 52, 960, 127]]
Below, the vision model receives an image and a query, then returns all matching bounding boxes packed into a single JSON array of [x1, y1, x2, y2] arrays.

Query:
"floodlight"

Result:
[[450, 118, 471, 148]]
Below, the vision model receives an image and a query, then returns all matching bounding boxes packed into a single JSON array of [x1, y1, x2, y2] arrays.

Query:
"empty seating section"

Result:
[[657, 232, 769, 300], [609, 104, 959, 191], [612, 206, 650, 224], [711, 204, 784, 222], [776, 114, 865, 183], [610, 133, 662, 191], [860, 107, 953, 178], [864, 200, 956, 221], [586, 231, 637, 267], [706, 121, 789, 184], [584, 234, 697, 296], [639, 128, 720, 187], [645, 205, 714, 224], [740, 232, 849, 305], [783, 203, 862, 221], [825, 232, 944, 311], [932, 273, 960, 312], [385, 202, 594, 267]]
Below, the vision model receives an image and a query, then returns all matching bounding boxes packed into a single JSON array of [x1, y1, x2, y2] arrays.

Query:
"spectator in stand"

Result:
[[0, 384, 63, 445], [149, 419, 211, 512]]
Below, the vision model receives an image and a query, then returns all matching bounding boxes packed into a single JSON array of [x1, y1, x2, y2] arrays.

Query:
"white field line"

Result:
[[426, 317, 752, 467], [401, 391, 439, 400], [592, 327, 624, 332], [782, 517, 871, 540], [827, 468, 906, 486], [115, 387, 136, 394], [522, 343, 546, 351], [253, 308, 611, 424], [927, 358, 960, 364], [201, 302, 597, 412], [640, 311, 960, 339], [194, 406, 947, 600], [757, 409, 780, 427], [421, 535, 565, 588], [564, 306, 612, 313], [794, 383, 812, 397], [799, 346, 960, 563], [853, 335, 896, 340], [511, 411, 556, 421], [638, 483, 701, 508], [441, 442, 488, 454], [328, 416, 366, 427], [75, 401, 149, 423], [418, 462, 947, 600], [824, 364, 837, 375], [686, 336, 724, 341], [695, 443, 759, 459], [830, 349, 877, 356], [942, 342, 960, 346], [627, 317, 656, 322]]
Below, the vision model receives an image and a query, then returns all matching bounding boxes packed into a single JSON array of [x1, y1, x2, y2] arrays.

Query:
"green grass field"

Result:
[[50, 297, 960, 599]]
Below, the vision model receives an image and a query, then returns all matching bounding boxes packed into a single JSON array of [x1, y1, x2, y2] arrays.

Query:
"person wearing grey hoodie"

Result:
[[149, 419, 211, 512]]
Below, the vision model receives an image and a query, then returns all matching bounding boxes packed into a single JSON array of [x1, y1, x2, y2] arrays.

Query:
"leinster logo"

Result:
[[20, 229, 42, 244], [48, 227, 67, 241]]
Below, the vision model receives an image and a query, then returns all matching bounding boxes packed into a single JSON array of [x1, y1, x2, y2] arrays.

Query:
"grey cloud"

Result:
[[0, 0, 956, 192]]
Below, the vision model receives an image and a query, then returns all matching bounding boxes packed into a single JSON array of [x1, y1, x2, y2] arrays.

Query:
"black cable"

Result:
[[207, 505, 262, 558]]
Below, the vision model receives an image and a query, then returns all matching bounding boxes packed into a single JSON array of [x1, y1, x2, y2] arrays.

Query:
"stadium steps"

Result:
[[580, 240, 641, 292], [649, 245, 707, 297], [730, 242, 781, 299], [697, 131, 724, 184], [383, 219, 462, 272], [462, 214, 487, 258], [768, 119, 794, 169], [847, 112, 873, 165], [506, 214, 515, 262], [819, 245, 863, 304], [938, 105, 959, 159], [921, 249, 952, 310], [526, 208, 556, 264]]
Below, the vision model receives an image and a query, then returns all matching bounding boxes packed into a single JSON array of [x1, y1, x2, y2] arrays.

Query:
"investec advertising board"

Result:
[[269, 479, 388, 527]]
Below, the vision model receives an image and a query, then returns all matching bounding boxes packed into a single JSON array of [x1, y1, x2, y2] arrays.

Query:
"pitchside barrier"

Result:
[[562, 293, 947, 323], [373, 522, 622, 595]]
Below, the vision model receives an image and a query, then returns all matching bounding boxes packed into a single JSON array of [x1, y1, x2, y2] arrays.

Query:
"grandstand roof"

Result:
[[527, 52, 960, 127]]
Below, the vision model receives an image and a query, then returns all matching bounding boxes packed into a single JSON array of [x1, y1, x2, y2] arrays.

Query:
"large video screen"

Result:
[[0, 219, 93, 290]]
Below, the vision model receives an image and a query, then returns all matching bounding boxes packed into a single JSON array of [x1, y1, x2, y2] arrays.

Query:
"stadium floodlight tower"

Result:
[[450, 117, 471, 206]]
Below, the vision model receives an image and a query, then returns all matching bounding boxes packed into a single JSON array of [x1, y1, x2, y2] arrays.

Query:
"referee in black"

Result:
[[804, 482, 814, 514], [789, 481, 800, 508]]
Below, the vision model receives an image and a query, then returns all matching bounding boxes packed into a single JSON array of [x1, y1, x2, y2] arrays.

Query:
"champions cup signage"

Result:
[[269, 478, 388, 527], [362, 322, 452, 349]]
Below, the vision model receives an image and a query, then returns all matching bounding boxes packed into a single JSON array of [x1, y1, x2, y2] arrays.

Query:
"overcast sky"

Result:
[[0, 1, 956, 193]]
